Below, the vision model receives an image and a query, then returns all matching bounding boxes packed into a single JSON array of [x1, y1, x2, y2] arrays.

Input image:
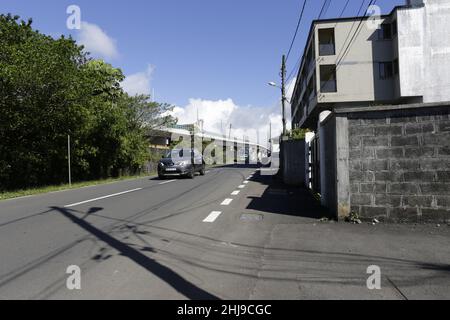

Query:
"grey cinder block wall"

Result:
[[320, 102, 450, 223], [282, 140, 306, 186]]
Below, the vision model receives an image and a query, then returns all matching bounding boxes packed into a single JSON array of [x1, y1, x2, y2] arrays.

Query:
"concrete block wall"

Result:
[[282, 140, 306, 186], [347, 107, 450, 223]]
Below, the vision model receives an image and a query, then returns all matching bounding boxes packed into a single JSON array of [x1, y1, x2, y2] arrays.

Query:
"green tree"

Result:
[[0, 14, 177, 190], [0, 14, 90, 188]]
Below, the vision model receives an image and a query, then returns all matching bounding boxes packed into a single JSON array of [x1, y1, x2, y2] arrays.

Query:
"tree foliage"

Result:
[[0, 14, 176, 190]]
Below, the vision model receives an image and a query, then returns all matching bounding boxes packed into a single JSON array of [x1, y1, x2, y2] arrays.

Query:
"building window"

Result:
[[393, 59, 399, 75], [378, 23, 392, 40], [318, 28, 335, 56], [379, 62, 393, 80], [392, 20, 398, 36], [320, 65, 337, 93]]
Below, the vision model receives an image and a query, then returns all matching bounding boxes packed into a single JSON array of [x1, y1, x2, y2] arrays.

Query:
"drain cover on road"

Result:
[[240, 213, 263, 221]]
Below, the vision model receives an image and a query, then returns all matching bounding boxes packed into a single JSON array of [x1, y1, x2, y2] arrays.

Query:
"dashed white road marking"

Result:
[[158, 179, 176, 185], [203, 211, 222, 223], [221, 198, 233, 206], [243, 181, 249, 184], [231, 191, 240, 196], [238, 185, 246, 189], [64, 188, 142, 208]]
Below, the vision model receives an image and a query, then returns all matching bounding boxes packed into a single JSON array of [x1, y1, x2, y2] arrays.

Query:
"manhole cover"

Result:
[[240, 213, 263, 221]]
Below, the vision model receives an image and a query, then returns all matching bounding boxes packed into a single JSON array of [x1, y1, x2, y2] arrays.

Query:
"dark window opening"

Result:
[[319, 28, 335, 56], [393, 59, 399, 75], [379, 62, 393, 80], [320, 65, 337, 93], [378, 23, 392, 40], [392, 20, 398, 36]]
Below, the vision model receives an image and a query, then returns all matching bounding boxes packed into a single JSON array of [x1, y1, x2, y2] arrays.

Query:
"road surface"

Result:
[[0, 165, 449, 299]]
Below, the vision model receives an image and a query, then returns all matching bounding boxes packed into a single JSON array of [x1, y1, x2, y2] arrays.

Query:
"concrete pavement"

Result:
[[0, 165, 448, 299]]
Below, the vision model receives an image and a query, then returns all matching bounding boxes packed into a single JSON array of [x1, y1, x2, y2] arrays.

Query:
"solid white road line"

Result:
[[231, 191, 240, 196], [238, 185, 245, 189], [158, 179, 176, 185], [221, 198, 233, 206], [203, 211, 222, 223], [64, 188, 142, 208]]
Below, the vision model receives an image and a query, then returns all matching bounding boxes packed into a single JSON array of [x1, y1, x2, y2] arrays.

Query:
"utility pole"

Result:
[[269, 122, 272, 153], [68, 135, 72, 187], [281, 54, 287, 137]]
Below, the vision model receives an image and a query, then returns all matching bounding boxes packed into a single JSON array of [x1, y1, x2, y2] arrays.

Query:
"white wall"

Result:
[[398, 0, 450, 102]]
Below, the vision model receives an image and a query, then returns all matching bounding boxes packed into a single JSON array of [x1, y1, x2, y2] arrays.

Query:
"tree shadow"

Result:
[[50, 206, 219, 300]]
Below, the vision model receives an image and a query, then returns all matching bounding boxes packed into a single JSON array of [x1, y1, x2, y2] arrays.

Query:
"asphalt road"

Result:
[[0, 165, 261, 299], [0, 165, 449, 300]]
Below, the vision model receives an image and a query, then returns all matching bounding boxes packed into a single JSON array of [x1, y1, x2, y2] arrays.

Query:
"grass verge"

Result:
[[0, 173, 156, 202]]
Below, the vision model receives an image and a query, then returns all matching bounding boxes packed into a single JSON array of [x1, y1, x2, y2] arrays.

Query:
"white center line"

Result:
[[231, 191, 240, 196], [221, 198, 233, 206], [203, 211, 222, 223], [159, 179, 176, 185], [64, 188, 142, 208], [238, 185, 246, 189]]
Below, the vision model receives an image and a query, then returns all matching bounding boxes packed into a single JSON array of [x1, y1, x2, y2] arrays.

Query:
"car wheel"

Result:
[[187, 170, 195, 179], [158, 174, 165, 180], [199, 167, 206, 176]]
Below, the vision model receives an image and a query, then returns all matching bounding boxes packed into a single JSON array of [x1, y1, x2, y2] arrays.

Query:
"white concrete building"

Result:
[[290, 0, 450, 130]]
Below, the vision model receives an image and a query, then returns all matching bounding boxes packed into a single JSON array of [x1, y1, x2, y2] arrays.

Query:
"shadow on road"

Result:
[[245, 171, 331, 220], [50, 206, 219, 300]]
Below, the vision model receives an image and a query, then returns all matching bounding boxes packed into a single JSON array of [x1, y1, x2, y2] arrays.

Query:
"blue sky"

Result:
[[0, 0, 406, 141]]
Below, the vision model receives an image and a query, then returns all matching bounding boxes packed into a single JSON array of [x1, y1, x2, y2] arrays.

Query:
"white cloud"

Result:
[[170, 98, 291, 145], [77, 21, 119, 60], [121, 65, 155, 96]]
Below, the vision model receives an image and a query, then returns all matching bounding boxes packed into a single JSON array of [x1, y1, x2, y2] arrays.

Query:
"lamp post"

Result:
[[268, 55, 287, 137]]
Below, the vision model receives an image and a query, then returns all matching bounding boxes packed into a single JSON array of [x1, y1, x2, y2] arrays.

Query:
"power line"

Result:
[[317, 0, 377, 94], [286, 0, 308, 62], [288, 0, 350, 82], [286, 0, 330, 97], [333, 0, 367, 65], [335, 0, 377, 68], [286, 0, 332, 91], [287, 55, 302, 82], [338, 0, 351, 18], [318, 0, 331, 20], [290, 0, 374, 103]]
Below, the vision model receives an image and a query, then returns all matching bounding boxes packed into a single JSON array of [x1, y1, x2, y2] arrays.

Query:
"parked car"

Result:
[[158, 148, 206, 179]]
